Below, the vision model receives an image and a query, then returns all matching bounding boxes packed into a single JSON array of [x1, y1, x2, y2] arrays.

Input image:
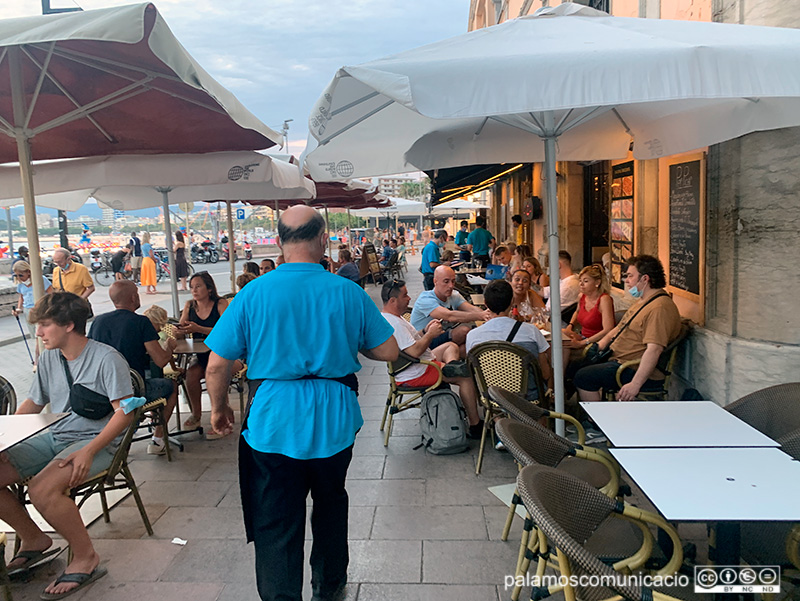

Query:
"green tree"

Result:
[[399, 179, 430, 201]]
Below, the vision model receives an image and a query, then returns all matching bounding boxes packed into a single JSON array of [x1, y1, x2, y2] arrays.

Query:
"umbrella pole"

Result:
[[161, 189, 181, 319], [347, 209, 352, 247], [10, 47, 45, 302], [324, 206, 332, 260], [543, 112, 565, 435], [227, 200, 236, 293]]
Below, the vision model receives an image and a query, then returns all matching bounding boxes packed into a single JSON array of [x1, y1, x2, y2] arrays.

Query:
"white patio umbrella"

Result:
[[352, 196, 427, 218], [0, 152, 315, 316], [430, 199, 489, 216], [304, 2, 800, 427], [0, 4, 281, 302]]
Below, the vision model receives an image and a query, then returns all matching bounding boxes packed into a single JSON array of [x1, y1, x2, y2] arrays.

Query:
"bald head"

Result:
[[433, 265, 456, 300], [277, 205, 327, 262], [434, 265, 455, 282], [110, 280, 139, 311]]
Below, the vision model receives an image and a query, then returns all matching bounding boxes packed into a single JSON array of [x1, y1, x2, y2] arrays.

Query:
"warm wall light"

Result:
[[437, 163, 524, 203]]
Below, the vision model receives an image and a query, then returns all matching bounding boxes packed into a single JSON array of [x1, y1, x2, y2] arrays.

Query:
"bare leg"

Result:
[[449, 325, 471, 347], [154, 385, 179, 440], [431, 343, 480, 425], [578, 388, 602, 402], [0, 461, 52, 570], [29, 462, 99, 596], [185, 364, 204, 421]]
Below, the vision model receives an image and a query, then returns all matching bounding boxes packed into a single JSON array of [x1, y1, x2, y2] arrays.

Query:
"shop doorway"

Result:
[[582, 161, 610, 269]]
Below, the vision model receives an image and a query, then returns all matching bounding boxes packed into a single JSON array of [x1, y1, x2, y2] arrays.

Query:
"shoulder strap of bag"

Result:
[[59, 352, 74, 387], [58, 269, 65, 292], [506, 320, 523, 342], [607, 291, 669, 347]]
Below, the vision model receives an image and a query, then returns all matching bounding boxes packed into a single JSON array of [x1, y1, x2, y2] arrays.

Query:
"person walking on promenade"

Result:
[[140, 232, 158, 294], [129, 231, 143, 283], [52, 248, 95, 302], [173, 231, 190, 291], [204, 205, 398, 601]]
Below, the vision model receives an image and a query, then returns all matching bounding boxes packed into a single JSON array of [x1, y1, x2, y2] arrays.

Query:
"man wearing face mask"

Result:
[[574, 255, 681, 402], [421, 229, 448, 291]]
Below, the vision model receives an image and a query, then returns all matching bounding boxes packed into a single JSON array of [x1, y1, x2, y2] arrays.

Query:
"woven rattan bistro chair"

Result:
[[467, 341, 537, 474], [381, 350, 444, 447], [605, 321, 690, 401], [726, 382, 800, 460], [488, 386, 585, 444], [129, 369, 173, 460], [496, 418, 628, 600], [0, 376, 17, 415], [517, 464, 688, 601]]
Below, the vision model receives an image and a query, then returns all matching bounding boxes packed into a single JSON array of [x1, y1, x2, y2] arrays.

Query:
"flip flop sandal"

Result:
[[40, 566, 108, 600], [8, 547, 63, 577]]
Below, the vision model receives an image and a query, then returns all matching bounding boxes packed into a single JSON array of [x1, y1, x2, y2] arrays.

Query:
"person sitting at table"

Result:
[[88, 280, 179, 456], [440, 249, 455, 265], [543, 250, 581, 325], [562, 264, 616, 372], [381, 280, 483, 439], [522, 256, 549, 294], [243, 261, 260, 277], [336, 249, 361, 283], [379, 239, 396, 266], [395, 236, 407, 266], [467, 279, 551, 405], [574, 255, 681, 402], [237, 272, 257, 291], [0, 292, 133, 597], [259, 258, 275, 275], [509, 244, 533, 274], [179, 271, 230, 438], [509, 269, 545, 321], [410, 265, 491, 356]]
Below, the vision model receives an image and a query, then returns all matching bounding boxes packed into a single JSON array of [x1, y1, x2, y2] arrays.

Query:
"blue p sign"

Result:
[[236, 208, 245, 220]]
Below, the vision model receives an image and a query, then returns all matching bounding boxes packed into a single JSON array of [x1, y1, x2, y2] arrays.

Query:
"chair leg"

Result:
[[380, 390, 393, 432], [475, 418, 489, 474], [502, 489, 520, 541], [99, 487, 110, 523], [513, 523, 539, 601], [122, 464, 153, 536], [384, 406, 395, 447]]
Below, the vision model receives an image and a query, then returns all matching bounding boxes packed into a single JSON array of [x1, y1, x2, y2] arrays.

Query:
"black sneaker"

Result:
[[442, 360, 470, 379], [466, 420, 484, 440]]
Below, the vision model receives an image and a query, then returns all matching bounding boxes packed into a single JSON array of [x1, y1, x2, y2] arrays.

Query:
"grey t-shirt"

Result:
[[30, 339, 133, 444]]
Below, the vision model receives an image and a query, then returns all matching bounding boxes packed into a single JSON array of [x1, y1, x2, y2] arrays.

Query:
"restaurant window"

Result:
[[609, 161, 634, 288]]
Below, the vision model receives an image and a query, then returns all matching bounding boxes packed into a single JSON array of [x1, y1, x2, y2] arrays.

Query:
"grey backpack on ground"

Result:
[[417, 388, 469, 455]]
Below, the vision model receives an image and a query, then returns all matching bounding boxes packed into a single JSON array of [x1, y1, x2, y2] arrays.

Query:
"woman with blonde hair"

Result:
[[563, 263, 616, 361], [12, 261, 53, 364], [140, 231, 158, 294]]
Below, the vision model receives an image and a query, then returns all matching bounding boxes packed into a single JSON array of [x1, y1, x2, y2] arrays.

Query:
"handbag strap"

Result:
[[58, 269, 65, 292], [59, 352, 74, 387], [607, 291, 669, 348], [506, 320, 523, 342]]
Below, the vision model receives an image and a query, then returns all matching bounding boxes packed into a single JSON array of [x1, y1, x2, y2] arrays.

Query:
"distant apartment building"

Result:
[[19, 213, 53, 228], [375, 174, 420, 198]]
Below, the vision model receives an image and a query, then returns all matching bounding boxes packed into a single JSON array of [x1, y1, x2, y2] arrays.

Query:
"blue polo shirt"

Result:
[[455, 230, 469, 246], [205, 262, 393, 460], [410, 289, 467, 331], [467, 227, 494, 256], [421, 241, 441, 274]]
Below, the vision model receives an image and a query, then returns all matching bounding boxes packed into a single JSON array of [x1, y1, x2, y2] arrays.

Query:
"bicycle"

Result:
[[94, 252, 133, 287], [154, 249, 193, 283]]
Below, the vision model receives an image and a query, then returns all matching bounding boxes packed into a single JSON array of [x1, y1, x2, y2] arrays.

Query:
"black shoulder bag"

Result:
[[60, 353, 114, 420], [58, 268, 94, 319], [583, 292, 669, 366], [506, 320, 523, 343]]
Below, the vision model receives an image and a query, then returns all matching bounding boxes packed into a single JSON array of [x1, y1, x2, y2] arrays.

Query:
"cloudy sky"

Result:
[[3, 0, 469, 156]]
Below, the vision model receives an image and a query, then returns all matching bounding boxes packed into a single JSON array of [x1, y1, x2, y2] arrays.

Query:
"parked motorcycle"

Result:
[[89, 249, 103, 272], [191, 240, 219, 264], [244, 242, 252, 260]]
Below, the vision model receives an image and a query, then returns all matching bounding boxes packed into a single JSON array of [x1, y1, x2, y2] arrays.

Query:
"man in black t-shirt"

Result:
[[129, 231, 143, 283], [89, 281, 178, 455], [110, 246, 130, 281]]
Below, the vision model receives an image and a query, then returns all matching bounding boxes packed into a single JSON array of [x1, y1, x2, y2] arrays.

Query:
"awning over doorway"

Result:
[[426, 163, 526, 205]]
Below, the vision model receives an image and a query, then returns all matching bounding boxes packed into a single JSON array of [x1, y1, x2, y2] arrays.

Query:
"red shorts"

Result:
[[399, 360, 444, 387]]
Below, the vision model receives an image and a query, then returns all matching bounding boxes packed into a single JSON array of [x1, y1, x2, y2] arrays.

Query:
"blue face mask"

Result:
[[629, 285, 643, 299], [438, 241, 446, 248]]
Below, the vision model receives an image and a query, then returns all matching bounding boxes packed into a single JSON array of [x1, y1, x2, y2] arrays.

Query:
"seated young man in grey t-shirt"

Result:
[[0, 293, 133, 598], [466, 279, 551, 399]]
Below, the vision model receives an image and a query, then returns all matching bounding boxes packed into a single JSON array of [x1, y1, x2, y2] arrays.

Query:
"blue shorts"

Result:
[[145, 377, 175, 402], [4, 430, 115, 481]]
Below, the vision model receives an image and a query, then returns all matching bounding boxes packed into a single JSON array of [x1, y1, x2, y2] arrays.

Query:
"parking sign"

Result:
[[236, 208, 245, 220]]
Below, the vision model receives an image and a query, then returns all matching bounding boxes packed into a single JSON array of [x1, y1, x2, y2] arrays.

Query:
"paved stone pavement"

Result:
[[4, 251, 708, 600]]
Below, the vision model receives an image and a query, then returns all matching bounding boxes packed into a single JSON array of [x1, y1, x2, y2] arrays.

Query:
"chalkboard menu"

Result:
[[668, 160, 701, 295]]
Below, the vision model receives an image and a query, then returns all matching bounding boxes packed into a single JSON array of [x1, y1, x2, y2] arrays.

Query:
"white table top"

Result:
[[0, 414, 68, 453], [610, 447, 800, 521], [580, 401, 777, 448]]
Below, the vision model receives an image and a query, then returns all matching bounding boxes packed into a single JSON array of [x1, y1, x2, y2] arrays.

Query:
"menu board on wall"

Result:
[[609, 162, 634, 288], [668, 160, 701, 295]]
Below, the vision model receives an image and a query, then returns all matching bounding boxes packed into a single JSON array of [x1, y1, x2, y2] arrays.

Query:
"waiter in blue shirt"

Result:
[[420, 229, 447, 291], [466, 216, 496, 267], [205, 206, 398, 601]]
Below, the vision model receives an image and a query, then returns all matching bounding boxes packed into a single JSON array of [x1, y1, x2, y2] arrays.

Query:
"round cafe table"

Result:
[[169, 337, 211, 436]]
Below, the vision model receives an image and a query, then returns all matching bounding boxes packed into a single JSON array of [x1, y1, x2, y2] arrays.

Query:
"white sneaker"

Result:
[[495, 440, 506, 451], [147, 440, 167, 455]]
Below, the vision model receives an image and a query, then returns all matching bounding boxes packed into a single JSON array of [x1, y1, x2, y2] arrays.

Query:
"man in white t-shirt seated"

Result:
[[543, 250, 581, 325], [467, 279, 551, 400], [381, 279, 483, 439], [410, 265, 491, 356]]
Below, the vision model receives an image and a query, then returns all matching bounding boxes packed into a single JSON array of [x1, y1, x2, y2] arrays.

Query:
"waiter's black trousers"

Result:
[[239, 437, 353, 601]]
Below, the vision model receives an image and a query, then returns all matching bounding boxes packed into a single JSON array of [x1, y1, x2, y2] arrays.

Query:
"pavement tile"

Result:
[[124, 480, 232, 507], [473, 449, 520, 478], [360, 419, 418, 438], [303, 505, 375, 541], [425, 476, 516, 506], [371, 506, 487, 540], [75, 580, 225, 601], [483, 504, 525, 542], [197, 461, 240, 481], [353, 434, 420, 456], [217, 486, 242, 508], [422, 540, 520, 585], [158, 538, 254, 583], [383, 452, 476, 479], [92, 538, 185, 582], [348, 540, 421, 583], [345, 479, 426, 506], [128, 457, 211, 482], [87, 503, 169, 540], [358, 583, 499, 601], [149, 506, 246, 539], [346, 455, 386, 479]]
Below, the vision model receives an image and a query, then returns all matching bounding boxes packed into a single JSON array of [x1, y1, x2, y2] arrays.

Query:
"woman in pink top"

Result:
[[562, 263, 616, 370]]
